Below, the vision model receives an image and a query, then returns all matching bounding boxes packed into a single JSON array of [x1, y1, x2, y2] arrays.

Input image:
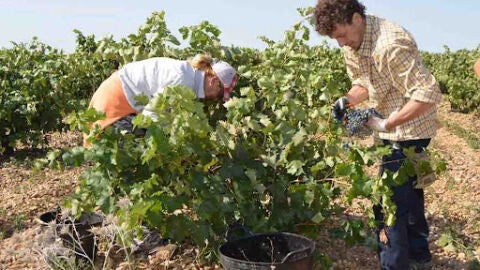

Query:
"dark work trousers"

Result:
[[374, 139, 432, 270]]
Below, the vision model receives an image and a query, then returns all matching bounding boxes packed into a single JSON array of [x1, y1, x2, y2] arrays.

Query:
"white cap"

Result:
[[212, 60, 238, 100]]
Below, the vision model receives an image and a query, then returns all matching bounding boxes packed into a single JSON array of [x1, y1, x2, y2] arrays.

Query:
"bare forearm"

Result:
[[385, 100, 434, 130], [346, 85, 369, 106]]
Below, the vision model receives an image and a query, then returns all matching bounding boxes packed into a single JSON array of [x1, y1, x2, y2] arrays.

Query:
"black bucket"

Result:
[[60, 212, 103, 260], [38, 209, 61, 226], [219, 232, 315, 270], [38, 208, 103, 260], [61, 232, 97, 260]]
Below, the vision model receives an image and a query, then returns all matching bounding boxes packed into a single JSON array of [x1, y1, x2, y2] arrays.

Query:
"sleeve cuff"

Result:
[[352, 79, 366, 88], [410, 89, 442, 104]]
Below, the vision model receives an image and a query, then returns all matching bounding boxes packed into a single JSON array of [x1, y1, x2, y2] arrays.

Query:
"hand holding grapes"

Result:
[[365, 115, 387, 132], [366, 109, 398, 132], [332, 97, 350, 122], [343, 108, 397, 134]]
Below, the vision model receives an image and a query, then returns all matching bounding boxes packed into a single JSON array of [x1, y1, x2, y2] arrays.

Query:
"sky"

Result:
[[0, 0, 478, 53]]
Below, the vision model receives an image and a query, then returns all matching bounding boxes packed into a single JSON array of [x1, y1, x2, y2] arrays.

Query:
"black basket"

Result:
[[60, 232, 97, 260], [38, 208, 103, 261], [219, 232, 315, 270]]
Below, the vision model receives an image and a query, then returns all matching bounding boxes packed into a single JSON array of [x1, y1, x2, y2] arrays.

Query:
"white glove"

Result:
[[366, 115, 387, 132], [366, 109, 400, 132]]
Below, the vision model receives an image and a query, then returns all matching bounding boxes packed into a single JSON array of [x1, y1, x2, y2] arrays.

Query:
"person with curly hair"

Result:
[[314, 0, 442, 269]]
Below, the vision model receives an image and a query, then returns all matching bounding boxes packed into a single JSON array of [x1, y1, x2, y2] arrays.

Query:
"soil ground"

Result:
[[1, 100, 479, 270]]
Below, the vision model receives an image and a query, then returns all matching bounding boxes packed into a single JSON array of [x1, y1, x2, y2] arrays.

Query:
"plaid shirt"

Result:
[[344, 15, 442, 141]]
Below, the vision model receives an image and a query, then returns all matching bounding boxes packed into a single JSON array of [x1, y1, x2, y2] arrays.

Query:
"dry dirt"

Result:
[[0, 100, 479, 270]]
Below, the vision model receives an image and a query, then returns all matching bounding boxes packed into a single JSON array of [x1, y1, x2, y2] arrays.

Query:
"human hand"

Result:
[[366, 115, 387, 132], [365, 109, 399, 132], [332, 97, 350, 122]]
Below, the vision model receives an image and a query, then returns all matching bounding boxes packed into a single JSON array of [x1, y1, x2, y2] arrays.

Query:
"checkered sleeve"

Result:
[[380, 42, 442, 104]]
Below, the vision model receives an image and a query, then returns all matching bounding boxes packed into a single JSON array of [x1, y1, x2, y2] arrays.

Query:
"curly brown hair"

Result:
[[314, 0, 366, 36]]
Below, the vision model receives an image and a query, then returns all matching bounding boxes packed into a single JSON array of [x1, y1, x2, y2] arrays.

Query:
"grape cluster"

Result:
[[344, 108, 380, 135]]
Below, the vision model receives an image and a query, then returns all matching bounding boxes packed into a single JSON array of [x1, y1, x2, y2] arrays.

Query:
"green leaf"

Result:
[[335, 163, 353, 176], [134, 94, 150, 106], [292, 128, 307, 146], [385, 213, 396, 226], [286, 160, 305, 175], [245, 169, 257, 182], [325, 156, 335, 168], [437, 232, 453, 247], [311, 212, 324, 223], [167, 34, 180, 45], [257, 77, 274, 89]]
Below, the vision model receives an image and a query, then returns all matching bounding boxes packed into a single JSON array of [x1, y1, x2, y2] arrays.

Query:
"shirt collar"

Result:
[[193, 69, 205, 99], [357, 15, 375, 56]]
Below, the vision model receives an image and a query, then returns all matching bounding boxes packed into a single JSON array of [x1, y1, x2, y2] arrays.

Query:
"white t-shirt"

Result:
[[118, 57, 205, 113]]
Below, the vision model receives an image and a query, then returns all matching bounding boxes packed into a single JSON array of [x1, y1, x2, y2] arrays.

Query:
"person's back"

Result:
[[83, 54, 237, 147], [119, 57, 196, 111]]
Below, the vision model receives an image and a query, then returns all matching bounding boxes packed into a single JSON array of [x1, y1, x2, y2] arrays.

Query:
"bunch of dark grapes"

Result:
[[344, 108, 380, 135]]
